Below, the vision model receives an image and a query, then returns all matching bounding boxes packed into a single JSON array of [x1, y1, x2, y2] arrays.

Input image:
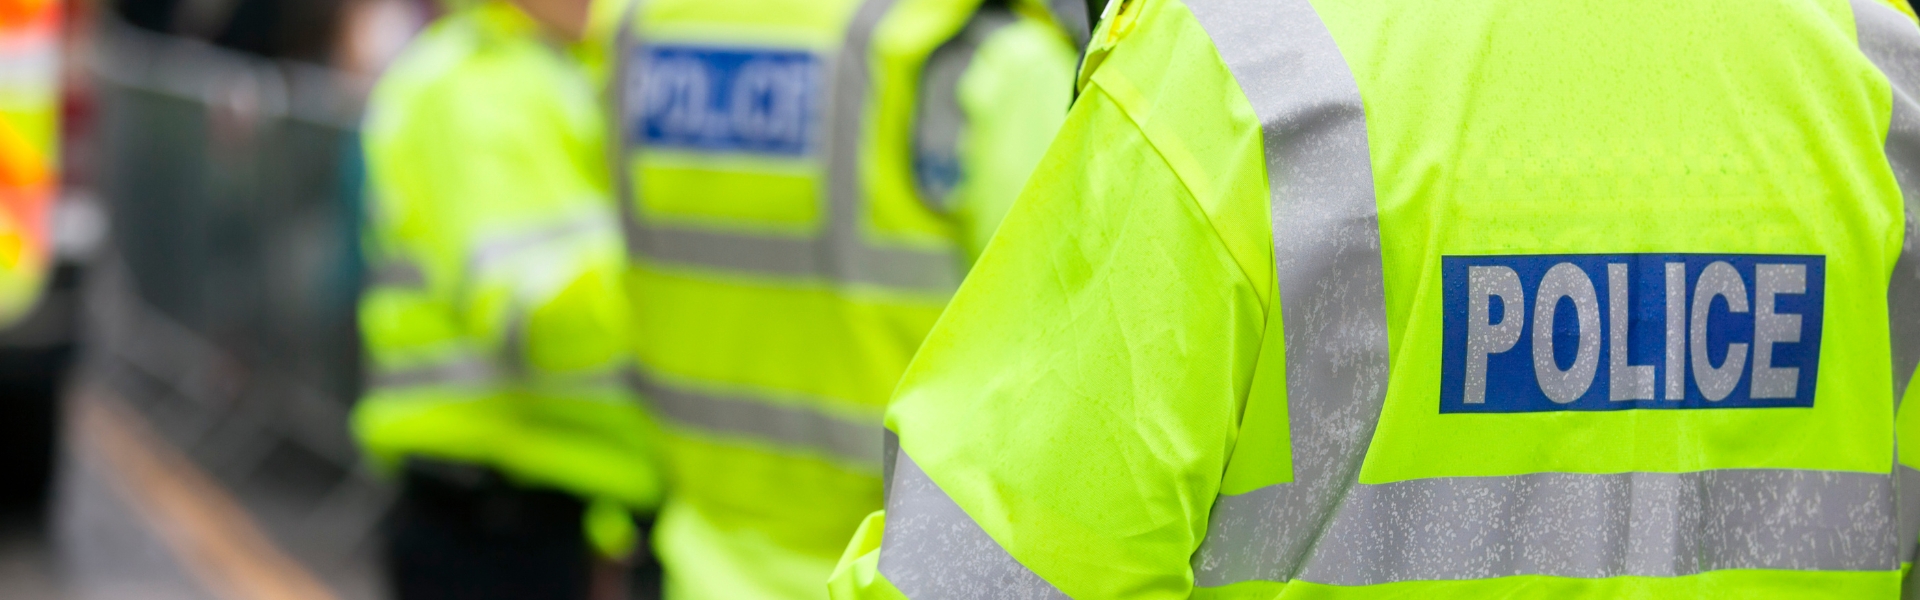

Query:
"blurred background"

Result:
[[2, 0, 430, 597]]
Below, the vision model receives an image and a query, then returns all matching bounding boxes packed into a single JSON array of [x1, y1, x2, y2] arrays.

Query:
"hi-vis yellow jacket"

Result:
[[353, 0, 661, 559], [834, 0, 1920, 597], [607, 0, 1081, 595]]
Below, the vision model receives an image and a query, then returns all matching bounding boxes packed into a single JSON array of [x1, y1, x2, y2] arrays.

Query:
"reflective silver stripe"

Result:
[[464, 214, 618, 378], [612, 0, 650, 264], [913, 8, 1018, 212], [628, 369, 885, 466], [1854, 0, 1920, 569], [613, 0, 965, 293], [631, 225, 962, 291], [1186, 0, 1391, 587], [877, 447, 1068, 599], [469, 212, 617, 276], [369, 356, 500, 390], [1902, 465, 1920, 562], [368, 259, 427, 289], [1857, 0, 1920, 411], [820, 0, 966, 292], [1204, 469, 1895, 586], [373, 359, 629, 393]]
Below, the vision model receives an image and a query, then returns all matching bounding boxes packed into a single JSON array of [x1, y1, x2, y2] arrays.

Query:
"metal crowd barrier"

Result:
[[84, 15, 387, 578]]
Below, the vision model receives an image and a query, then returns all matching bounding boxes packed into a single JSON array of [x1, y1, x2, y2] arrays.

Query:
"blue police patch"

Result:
[[629, 45, 821, 156], [1439, 254, 1825, 413]]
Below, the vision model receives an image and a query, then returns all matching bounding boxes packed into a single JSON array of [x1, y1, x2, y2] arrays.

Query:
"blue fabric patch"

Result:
[[911, 151, 961, 206], [1438, 254, 1825, 413], [630, 45, 821, 156]]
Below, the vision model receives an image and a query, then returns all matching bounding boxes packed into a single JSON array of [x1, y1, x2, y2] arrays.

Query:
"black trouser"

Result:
[[386, 459, 661, 600]]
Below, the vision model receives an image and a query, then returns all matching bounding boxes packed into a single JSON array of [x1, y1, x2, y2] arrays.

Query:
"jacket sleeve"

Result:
[[359, 57, 493, 384], [355, 30, 659, 515], [1857, 0, 1920, 593], [831, 0, 1275, 595], [374, 49, 628, 382]]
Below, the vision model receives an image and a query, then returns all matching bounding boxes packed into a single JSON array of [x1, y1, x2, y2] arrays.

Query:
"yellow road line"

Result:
[[74, 387, 341, 600]]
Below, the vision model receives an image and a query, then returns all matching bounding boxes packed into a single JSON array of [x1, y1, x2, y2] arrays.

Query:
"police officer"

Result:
[[607, 0, 1083, 596], [832, 0, 1920, 597], [353, 0, 663, 597]]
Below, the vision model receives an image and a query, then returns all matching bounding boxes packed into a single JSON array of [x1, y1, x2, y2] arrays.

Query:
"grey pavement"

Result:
[[0, 510, 64, 600], [0, 384, 388, 600], [52, 416, 212, 600]]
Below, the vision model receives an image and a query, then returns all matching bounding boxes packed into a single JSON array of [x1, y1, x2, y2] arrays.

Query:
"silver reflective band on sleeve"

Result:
[[368, 356, 500, 390], [1854, 0, 1920, 572], [1186, 0, 1393, 584], [469, 212, 619, 276], [368, 259, 427, 289], [628, 226, 962, 292], [1900, 464, 1920, 563], [612, 0, 965, 295], [1855, 0, 1920, 410], [628, 369, 885, 467], [1197, 469, 1897, 586], [877, 448, 1068, 600]]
